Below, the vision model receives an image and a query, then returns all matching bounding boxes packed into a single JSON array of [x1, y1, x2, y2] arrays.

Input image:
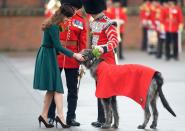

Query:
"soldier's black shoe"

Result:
[[174, 57, 179, 61], [119, 56, 124, 60], [67, 119, 80, 126], [48, 118, 55, 125], [156, 55, 162, 59], [166, 57, 170, 61], [91, 121, 103, 128]]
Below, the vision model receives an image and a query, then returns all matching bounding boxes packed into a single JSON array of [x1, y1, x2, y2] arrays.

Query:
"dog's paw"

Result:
[[112, 124, 118, 129], [150, 124, 157, 129], [150, 121, 157, 129], [137, 125, 145, 129], [101, 124, 111, 129]]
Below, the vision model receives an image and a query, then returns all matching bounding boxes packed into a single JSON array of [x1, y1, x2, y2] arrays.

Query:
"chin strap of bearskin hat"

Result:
[[77, 65, 86, 94]]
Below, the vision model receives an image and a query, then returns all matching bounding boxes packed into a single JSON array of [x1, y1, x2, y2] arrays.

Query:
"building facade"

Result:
[[0, 0, 184, 51]]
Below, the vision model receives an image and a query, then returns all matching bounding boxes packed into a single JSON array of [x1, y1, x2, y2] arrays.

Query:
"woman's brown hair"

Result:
[[42, 4, 75, 30]]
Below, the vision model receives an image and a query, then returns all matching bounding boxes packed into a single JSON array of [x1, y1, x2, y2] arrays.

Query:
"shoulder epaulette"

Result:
[[103, 15, 117, 29]]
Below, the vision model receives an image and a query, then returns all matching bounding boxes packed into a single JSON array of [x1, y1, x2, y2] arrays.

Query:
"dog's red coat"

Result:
[[96, 61, 156, 109]]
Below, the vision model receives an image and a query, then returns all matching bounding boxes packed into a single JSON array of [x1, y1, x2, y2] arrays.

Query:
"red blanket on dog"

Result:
[[96, 61, 156, 109]]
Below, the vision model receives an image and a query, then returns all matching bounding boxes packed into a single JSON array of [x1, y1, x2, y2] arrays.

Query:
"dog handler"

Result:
[[81, 0, 119, 128]]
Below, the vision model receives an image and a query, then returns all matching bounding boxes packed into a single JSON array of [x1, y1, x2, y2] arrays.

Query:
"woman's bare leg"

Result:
[[41, 91, 54, 121], [54, 92, 66, 123]]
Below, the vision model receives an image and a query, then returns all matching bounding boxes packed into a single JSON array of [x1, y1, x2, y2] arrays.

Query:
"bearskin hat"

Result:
[[168, 0, 177, 3], [112, 0, 121, 3], [81, 0, 107, 14], [60, 0, 82, 9]]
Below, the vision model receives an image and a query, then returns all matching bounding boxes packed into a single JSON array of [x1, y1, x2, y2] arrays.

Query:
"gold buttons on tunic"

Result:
[[140, 98, 143, 103]]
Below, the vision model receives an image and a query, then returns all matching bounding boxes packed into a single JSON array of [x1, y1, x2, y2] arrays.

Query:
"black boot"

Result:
[[67, 119, 80, 126], [91, 121, 103, 128]]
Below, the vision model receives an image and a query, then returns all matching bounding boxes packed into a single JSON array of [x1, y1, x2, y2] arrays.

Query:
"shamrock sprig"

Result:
[[92, 48, 102, 58]]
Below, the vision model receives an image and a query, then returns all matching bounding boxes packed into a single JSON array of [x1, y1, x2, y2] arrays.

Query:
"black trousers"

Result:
[[156, 38, 165, 58], [141, 27, 148, 51], [48, 68, 79, 121], [165, 32, 178, 59], [97, 98, 105, 123], [118, 33, 124, 59]]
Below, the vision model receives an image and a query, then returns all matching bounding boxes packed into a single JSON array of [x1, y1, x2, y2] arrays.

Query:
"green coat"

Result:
[[33, 24, 74, 93]]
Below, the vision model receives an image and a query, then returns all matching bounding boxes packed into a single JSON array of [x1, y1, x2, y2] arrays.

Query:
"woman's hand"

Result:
[[73, 53, 85, 61]]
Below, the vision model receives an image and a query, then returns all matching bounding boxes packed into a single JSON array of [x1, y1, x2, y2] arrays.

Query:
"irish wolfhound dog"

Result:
[[81, 49, 176, 129]]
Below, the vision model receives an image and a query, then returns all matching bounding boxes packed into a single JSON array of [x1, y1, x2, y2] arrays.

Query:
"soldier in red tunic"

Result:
[[44, 0, 61, 18], [48, 0, 87, 126], [82, 0, 119, 128], [106, 0, 128, 59], [145, 0, 163, 55], [156, 0, 168, 58], [162, 0, 184, 60], [139, 0, 152, 51]]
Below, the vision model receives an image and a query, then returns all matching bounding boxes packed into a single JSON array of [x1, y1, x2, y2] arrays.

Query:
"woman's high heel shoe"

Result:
[[38, 115, 54, 128], [55, 116, 70, 128]]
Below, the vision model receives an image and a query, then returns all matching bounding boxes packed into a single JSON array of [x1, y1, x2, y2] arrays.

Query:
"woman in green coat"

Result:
[[33, 5, 84, 128]]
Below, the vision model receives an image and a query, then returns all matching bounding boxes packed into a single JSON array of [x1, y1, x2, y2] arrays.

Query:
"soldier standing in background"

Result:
[[44, 0, 61, 18], [162, 0, 184, 60], [48, 0, 87, 126], [106, 0, 127, 60], [147, 0, 163, 54], [156, 0, 168, 58], [139, 0, 152, 51]]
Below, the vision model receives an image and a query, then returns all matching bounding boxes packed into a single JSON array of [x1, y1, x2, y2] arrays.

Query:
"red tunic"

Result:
[[150, 3, 163, 31], [105, 7, 128, 33], [162, 5, 183, 33], [96, 61, 156, 109], [139, 2, 152, 29], [57, 11, 87, 68], [90, 14, 118, 64]]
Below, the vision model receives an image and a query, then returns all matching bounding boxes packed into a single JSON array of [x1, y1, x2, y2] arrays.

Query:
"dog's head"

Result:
[[80, 49, 96, 69]]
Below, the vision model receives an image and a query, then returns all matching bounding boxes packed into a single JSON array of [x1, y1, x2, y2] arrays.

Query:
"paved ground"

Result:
[[0, 50, 185, 131]]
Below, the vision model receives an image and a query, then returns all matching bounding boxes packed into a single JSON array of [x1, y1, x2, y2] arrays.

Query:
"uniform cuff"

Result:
[[102, 46, 108, 53]]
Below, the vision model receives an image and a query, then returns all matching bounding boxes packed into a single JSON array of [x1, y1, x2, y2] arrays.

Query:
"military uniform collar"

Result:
[[76, 10, 83, 18], [93, 13, 105, 21]]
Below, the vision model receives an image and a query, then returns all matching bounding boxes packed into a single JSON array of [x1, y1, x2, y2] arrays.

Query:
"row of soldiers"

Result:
[[140, 0, 184, 60]]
